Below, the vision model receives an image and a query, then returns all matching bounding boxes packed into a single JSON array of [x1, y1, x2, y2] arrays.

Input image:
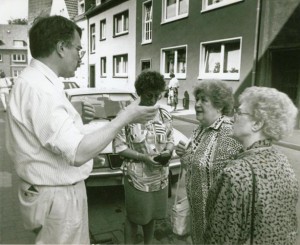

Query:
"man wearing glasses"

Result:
[[5, 15, 158, 244]]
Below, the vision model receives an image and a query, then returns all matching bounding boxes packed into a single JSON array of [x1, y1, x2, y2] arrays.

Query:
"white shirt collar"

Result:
[[30, 58, 64, 91]]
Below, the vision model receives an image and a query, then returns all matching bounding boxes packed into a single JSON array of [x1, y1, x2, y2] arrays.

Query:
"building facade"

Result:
[[0, 24, 29, 79], [85, 0, 136, 91], [136, 0, 300, 115]]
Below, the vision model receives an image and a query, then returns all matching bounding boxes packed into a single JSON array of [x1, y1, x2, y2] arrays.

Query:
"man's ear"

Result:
[[56, 41, 65, 58]]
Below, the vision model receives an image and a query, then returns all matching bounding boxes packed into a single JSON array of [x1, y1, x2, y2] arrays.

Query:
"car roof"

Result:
[[65, 87, 135, 96]]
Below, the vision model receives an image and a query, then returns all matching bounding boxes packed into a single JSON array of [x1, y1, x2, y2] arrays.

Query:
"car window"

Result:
[[63, 82, 80, 89], [70, 93, 134, 119]]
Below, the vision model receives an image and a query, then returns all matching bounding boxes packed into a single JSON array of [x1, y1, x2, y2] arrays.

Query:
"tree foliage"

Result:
[[8, 18, 28, 25]]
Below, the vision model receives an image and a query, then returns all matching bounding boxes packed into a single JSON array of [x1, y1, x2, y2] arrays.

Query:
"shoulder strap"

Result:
[[244, 159, 256, 245]]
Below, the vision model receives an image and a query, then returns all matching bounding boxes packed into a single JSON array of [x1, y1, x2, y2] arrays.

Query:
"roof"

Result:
[[0, 24, 29, 50], [28, 0, 52, 24], [65, 0, 78, 20]]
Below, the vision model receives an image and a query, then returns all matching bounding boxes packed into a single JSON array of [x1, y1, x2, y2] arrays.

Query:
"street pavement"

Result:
[[0, 98, 300, 244]]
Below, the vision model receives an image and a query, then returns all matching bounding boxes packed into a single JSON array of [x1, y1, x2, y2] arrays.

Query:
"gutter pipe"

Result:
[[251, 0, 262, 86]]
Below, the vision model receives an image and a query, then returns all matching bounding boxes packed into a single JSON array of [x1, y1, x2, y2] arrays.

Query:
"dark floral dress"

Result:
[[180, 116, 242, 244], [204, 140, 299, 245]]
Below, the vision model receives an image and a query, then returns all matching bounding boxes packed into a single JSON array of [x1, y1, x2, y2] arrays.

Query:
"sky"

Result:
[[0, 0, 28, 24]]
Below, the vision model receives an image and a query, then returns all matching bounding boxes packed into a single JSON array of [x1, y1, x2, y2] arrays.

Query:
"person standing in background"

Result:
[[168, 73, 179, 111], [0, 71, 12, 112]]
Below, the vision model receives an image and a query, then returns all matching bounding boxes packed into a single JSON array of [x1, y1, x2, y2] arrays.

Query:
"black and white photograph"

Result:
[[0, 0, 300, 244]]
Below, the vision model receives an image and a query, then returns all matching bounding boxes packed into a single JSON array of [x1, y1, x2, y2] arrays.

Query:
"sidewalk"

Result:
[[158, 98, 300, 149]]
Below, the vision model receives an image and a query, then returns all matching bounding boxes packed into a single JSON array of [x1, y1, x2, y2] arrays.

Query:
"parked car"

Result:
[[63, 80, 80, 89], [65, 87, 187, 188]]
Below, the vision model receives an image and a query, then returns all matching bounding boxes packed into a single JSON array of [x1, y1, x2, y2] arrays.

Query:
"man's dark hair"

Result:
[[29, 15, 82, 58]]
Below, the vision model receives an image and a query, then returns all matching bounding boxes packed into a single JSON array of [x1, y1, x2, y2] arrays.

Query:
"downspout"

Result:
[[251, 0, 262, 86], [87, 16, 90, 87]]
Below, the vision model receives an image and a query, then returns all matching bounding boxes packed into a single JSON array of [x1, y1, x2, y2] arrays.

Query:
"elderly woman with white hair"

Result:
[[204, 86, 299, 245]]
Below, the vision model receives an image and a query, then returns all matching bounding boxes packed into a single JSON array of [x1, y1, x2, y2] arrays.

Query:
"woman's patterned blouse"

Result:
[[180, 116, 242, 244], [204, 140, 299, 245], [113, 108, 174, 192]]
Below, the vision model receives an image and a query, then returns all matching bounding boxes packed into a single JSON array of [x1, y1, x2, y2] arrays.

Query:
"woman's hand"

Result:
[[140, 154, 163, 169], [175, 140, 188, 157]]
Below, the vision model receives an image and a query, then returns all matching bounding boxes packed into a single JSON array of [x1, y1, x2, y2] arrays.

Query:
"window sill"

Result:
[[161, 14, 188, 25], [141, 40, 152, 45], [198, 73, 240, 81], [113, 31, 129, 38], [201, 0, 244, 13]]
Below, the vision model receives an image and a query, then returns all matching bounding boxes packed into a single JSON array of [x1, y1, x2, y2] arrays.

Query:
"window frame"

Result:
[[100, 19, 106, 41], [201, 0, 243, 12], [12, 53, 26, 62], [142, 0, 153, 44], [161, 45, 187, 79], [12, 69, 21, 77], [162, 0, 189, 24], [113, 10, 129, 37], [141, 59, 152, 71], [90, 23, 96, 53], [78, 0, 84, 14], [113, 54, 128, 77], [100, 57, 107, 77], [199, 37, 242, 80]]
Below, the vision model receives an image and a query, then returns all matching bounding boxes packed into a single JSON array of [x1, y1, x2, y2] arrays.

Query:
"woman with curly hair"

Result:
[[175, 80, 242, 244], [204, 86, 299, 245], [113, 71, 174, 244]]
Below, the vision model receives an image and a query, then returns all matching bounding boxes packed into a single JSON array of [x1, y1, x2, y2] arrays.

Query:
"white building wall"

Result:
[[88, 0, 136, 92], [74, 17, 89, 87]]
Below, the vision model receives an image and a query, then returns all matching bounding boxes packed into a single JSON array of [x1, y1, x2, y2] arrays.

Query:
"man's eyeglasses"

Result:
[[68, 42, 85, 59], [144, 93, 162, 101], [234, 108, 253, 117]]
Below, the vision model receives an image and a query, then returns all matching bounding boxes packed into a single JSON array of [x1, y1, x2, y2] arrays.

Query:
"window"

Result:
[[90, 24, 96, 53], [96, 0, 101, 5], [78, 0, 84, 14], [161, 46, 187, 79], [141, 59, 151, 71], [100, 19, 106, 40], [100, 57, 107, 77], [12, 53, 26, 62], [142, 1, 152, 44], [162, 0, 188, 23], [199, 38, 241, 80], [113, 54, 128, 77], [13, 40, 25, 47], [202, 0, 243, 11], [13, 69, 22, 77], [114, 10, 129, 36]]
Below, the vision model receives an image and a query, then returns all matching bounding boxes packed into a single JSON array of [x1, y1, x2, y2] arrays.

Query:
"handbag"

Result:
[[171, 169, 190, 236], [244, 159, 256, 245]]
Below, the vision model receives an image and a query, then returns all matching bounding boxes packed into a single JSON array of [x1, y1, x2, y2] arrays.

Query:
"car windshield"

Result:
[[70, 93, 135, 120]]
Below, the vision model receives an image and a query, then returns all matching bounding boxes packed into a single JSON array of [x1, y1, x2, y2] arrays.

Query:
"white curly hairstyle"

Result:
[[239, 86, 298, 141]]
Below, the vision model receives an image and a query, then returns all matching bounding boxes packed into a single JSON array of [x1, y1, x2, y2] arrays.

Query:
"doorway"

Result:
[[89, 65, 95, 88], [271, 49, 300, 127]]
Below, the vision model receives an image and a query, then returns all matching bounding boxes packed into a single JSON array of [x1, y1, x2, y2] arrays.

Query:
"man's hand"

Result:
[[81, 101, 95, 124], [118, 98, 159, 124]]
